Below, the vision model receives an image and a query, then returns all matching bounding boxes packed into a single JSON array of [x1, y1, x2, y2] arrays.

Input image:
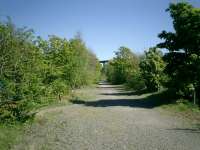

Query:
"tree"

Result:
[[106, 46, 140, 84], [140, 47, 165, 91], [0, 19, 101, 122], [0, 20, 44, 122], [0, 20, 43, 102], [157, 2, 200, 102], [37, 34, 101, 98]]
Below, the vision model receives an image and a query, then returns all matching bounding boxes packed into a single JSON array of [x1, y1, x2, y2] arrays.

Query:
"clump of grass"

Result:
[[0, 123, 24, 150], [142, 89, 200, 121], [0, 95, 70, 149], [160, 98, 200, 122], [161, 98, 199, 112]]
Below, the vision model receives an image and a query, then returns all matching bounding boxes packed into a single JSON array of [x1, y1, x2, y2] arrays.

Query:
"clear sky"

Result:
[[0, 0, 200, 60]]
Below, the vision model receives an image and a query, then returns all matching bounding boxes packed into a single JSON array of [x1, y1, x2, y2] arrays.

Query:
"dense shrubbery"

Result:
[[157, 2, 200, 104], [105, 2, 200, 105], [140, 47, 166, 92], [105, 47, 164, 92], [0, 20, 101, 122], [105, 46, 145, 89]]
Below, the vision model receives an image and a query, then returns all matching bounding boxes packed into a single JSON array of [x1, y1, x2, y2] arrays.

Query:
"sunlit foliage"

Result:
[[0, 20, 100, 122], [158, 2, 200, 102]]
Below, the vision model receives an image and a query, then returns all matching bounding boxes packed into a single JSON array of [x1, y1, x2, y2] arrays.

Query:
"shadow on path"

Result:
[[167, 128, 200, 133], [72, 82, 173, 109], [71, 92, 172, 109], [96, 86, 121, 89], [100, 89, 150, 96], [71, 98, 156, 108]]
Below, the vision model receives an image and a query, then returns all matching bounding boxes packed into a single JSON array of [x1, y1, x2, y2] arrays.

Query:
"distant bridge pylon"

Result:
[[99, 60, 109, 67]]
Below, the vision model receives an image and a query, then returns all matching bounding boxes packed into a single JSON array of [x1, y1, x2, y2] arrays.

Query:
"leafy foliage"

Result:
[[0, 20, 100, 122], [157, 2, 200, 102], [140, 47, 166, 91], [105, 46, 145, 89]]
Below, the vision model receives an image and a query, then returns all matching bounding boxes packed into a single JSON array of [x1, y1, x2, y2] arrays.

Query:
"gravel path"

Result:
[[13, 83, 200, 150]]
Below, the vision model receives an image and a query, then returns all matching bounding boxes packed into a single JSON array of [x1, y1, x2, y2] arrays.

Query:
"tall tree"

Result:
[[106, 46, 139, 84], [157, 2, 200, 101]]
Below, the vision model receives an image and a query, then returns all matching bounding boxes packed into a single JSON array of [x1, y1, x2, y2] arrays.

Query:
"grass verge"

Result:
[[127, 87, 200, 122], [160, 99, 200, 122], [0, 95, 71, 150], [146, 90, 200, 122], [0, 123, 24, 150]]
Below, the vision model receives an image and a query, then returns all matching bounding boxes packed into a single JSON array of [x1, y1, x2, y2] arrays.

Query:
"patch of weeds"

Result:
[[0, 123, 24, 150], [142, 90, 200, 121], [71, 87, 98, 102], [0, 95, 70, 150], [163, 98, 200, 112], [160, 98, 200, 122]]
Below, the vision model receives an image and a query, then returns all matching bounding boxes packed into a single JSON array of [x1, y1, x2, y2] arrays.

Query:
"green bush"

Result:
[[125, 71, 145, 90], [0, 20, 101, 123], [139, 47, 165, 92], [0, 101, 28, 123], [106, 46, 140, 85], [157, 2, 200, 104]]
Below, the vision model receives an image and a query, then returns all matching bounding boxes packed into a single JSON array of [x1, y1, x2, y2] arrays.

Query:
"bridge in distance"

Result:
[[99, 60, 109, 67]]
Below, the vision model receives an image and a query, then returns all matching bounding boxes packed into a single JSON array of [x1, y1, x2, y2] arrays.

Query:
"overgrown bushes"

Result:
[[0, 20, 101, 123], [105, 2, 200, 105], [157, 2, 200, 104], [105, 47, 164, 92], [105, 46, 142, 87], [140, 47, 166, 92]]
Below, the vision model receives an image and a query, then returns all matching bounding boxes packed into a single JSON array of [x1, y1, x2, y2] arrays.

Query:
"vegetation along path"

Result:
[[13, 82, 200, 150]]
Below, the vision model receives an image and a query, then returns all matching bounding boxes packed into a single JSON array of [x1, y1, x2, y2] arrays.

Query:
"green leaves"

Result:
[[0, 20, 101, 122], [158, 2, 200, 101], [140, 47, 165, 92], [158, 2, 200, 54], [106, 46, 140, 85]]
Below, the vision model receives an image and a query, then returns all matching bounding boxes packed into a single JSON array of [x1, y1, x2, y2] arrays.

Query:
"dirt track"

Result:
[[13, 83, 200, 150]]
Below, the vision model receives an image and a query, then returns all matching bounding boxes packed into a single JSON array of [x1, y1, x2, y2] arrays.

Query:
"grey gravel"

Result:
[[13, 84, 200, 150]]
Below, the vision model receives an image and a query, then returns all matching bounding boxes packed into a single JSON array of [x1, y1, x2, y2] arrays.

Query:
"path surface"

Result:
[[13, 83, 200, 150]]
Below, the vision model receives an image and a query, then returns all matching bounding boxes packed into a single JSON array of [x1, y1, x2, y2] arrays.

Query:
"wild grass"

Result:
[[0, 123, 24, 150], [0, 94, 71, 150], [124, 87, 200, 121], [147, 91, 200, 122]]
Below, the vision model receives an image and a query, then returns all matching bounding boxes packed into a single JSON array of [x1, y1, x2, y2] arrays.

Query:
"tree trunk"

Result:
[[58, 94, 61, 101], [193, 90, 196, 105]]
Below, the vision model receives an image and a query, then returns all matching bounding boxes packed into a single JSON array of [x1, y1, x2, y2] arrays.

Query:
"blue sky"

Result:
[[0, 0, 200, 60]]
